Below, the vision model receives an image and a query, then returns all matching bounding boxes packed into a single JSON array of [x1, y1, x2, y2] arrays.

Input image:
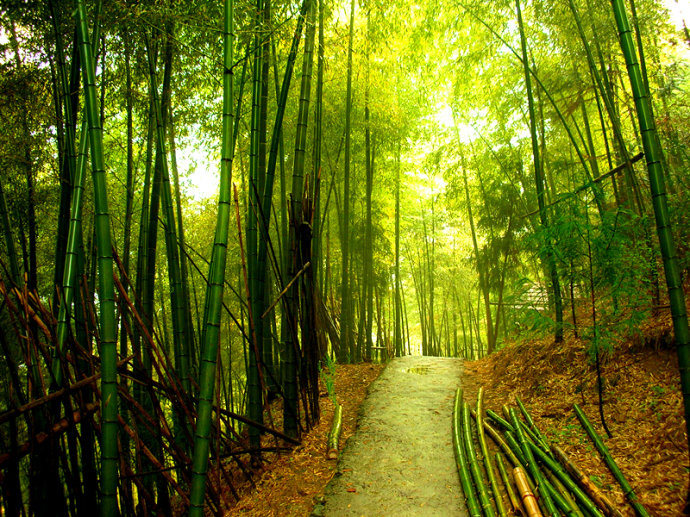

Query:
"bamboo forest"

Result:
[[1, 0, 690, 514]]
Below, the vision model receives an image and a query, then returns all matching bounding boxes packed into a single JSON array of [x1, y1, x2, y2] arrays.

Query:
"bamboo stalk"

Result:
[[543, 468, 585, 517], [529, 442, 604, 517], [550, 445, 624, 517], [510, 409, 558, 516], [478, 389, 508, 516], [464, 401, 496, 516], [516, 396, 550, 452], [454, 389, 482, 517], [573, 405, 650, 517], [542, 475, 581, 517], [327, 404, 343, 459], [514, 467, 543, 517], [496, 453, 522, 515]]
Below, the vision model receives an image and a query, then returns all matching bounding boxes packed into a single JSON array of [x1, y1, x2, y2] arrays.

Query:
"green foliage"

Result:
[[319, 355, 338, 406]]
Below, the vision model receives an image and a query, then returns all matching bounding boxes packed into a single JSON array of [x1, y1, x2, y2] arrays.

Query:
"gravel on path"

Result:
[[312, 355, 468, 516]]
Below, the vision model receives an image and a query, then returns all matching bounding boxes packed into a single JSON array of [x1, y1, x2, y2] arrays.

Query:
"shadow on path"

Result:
[[313, 356, 468, 516]]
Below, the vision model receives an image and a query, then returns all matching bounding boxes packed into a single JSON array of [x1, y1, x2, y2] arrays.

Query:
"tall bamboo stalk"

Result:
[[609, 1, 690, 508], [515, 0, 563, 343], [74, 0, 118, 514], [189, 0, 234, 512]]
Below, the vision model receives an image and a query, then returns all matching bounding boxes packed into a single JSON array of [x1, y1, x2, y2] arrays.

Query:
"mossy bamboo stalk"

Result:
[[514, 466, 543, 517], [327, 404, 343, 459], [510, 408, 558, 516], [551, 445, 623, 517], [496, 453, 522, 515], [463, 401, 496, 516], [477, 389, 507, 516], [573, 405, 650, 517], [454, 389, 481, 517]]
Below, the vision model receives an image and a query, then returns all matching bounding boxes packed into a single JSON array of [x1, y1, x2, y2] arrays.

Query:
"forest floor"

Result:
[[462, 311, 688, 516], [224, 362, 385, 516], [224, 311, 688, 516]]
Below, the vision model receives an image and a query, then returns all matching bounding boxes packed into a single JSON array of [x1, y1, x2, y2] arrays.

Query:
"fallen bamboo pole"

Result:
[[573, 404, 650, 517], [478, 388, 508, 516], [464, 401, 497, 516], [514, 466, 543, 517], [510, 408, 559, 517], [529, 442, 604, 517], [453, 389, 481, 517], [327, 404, 343, 459], [496, 452, 523, 515], [550, 444, 624, 517]]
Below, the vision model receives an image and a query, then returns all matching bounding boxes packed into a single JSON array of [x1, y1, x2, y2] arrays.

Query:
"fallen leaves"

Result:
[[224, 363, 384, 516]]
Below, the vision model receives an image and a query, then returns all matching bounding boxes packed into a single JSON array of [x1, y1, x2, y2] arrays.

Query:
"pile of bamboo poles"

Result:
[[452, 387, 651, 517]]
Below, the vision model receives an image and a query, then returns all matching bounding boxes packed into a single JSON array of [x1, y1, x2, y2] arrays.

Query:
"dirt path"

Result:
[[312, 356, 468, 516]]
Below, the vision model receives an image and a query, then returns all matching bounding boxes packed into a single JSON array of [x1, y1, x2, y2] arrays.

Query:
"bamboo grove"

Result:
[[0, 0, 689, 514]]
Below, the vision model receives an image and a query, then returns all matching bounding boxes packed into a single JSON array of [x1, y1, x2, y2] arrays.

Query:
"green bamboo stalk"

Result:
[[477, 389, 507, 516], [0, 182, 20, 285], [528, 441, 603, 517], [566, 0, 636, 210], [145, 33, 191, 398], [542, 476, 581, 517], [74, 0, 118, 514], [516, 396, 550, 452], [510, 408, 558, 516], [453, 389, 481, 517], [246, 0, 263, 451], [551, 444, 624, 517], [188, 0, 234, 513], [339, 0, 355, 362], [327, 404, 343, 459], [515, 0, 563, 343], [311, 0, 325, 290], [463, 401, 496, 516], [495, 453, 522, 515], [544, 469, 584, 517], [471, 410, 522, 470], [610, 1, 690, 507], [573, 404, 650, 517]]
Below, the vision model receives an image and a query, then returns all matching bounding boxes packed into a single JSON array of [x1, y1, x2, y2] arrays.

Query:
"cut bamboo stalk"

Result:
[[487, 408, 514, 431], [573, 405, 650, 517], [453, 389, 482, 516], [543, 468, 585, 517], [510, 409, 559, 516], [487, 408, 544, 453], [463, 401, 496, 516], [529, 442, 604, 517], [516, 396, 550, 453], [550, 444, 624, 517], [478, 388, 508, 516], [542, 476, 581, 517], [514, 466, 543, 517], [327, 404, 343, 459], [496, 452, 523, 515]]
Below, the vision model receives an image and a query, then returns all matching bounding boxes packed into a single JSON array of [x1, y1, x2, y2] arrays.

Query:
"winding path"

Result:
[[313, 356, 468, 516]]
